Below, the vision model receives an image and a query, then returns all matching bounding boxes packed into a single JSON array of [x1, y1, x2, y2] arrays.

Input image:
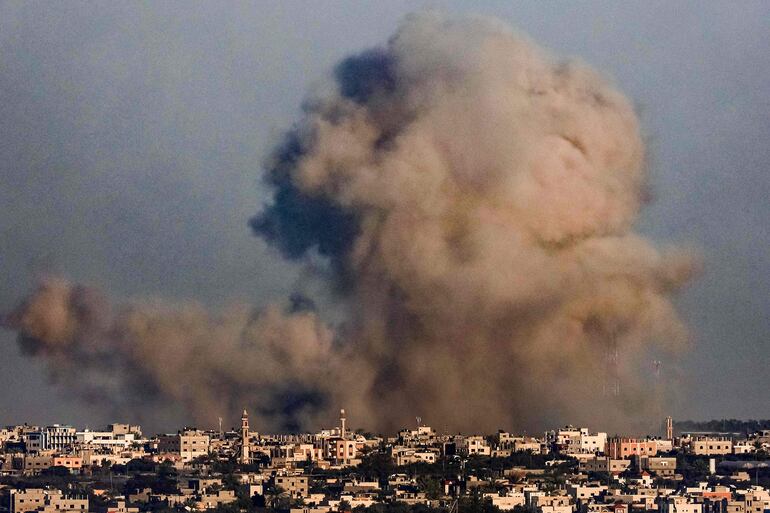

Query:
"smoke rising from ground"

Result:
[[4, 13, 696, 433], [3, 278, 338, 431]]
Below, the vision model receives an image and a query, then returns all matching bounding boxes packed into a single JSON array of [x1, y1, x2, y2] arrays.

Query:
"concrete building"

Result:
[[320, 410, 357, 466], [107, 424, 142, 437], [324, 438, 357, 465], [733, 441, 757, 455], [24, 432, 44, 453], [23, 455, 54, 475], [52, 456, 83, 472], [566, 484, 607, 502], [606, 438, 658, 459], [580, 456, 631, 474], [529, 494, 572, 513], [76, 429, 141, 453], [514, 438, 545, 454], [552, 427, 606, 455], [42, 426, 77, 453], [195, 490, 237, 510], [737, 488, 770, 513], [488, 494, 525, 510], [392, 447, 438, 466], [691, 437, 733, 456], [580, 431, 608, 454], [462, 436, 492, 456], [10, 489, 88, 513], [639, 456, 677, 477], [158, 429, 210, 462], [104, 500, 139, 513], [660, 497, 704, 513], [273, 475, 310, 498]]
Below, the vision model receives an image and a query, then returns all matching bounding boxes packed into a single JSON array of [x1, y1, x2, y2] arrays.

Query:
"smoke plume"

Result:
[[2, 278, 338, 431], [4, 13, 696, 433]]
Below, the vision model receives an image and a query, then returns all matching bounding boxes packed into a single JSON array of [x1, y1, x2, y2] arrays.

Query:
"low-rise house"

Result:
[[640, 456, 677, 477], [194, 490, 236, 511], [660, 496, 704, 513], [580, 457, 631, 474]]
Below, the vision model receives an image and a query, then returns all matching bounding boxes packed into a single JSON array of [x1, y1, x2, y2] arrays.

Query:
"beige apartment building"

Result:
[[690, 436, 733, 456], [10, 489, 88, 513], [323, 437, 357, 466], [23, 455, 54, 475], [53, 456, 83, 472], [579, 456, 631, 474], [639, 456, 677, 477], [158, 430, 210, 462], [273, 475, 310, 498], [20, 454, 80, 475], [737, 488, 770, 513], [462, 436, 492, 456], [660, 497, 704, 513]]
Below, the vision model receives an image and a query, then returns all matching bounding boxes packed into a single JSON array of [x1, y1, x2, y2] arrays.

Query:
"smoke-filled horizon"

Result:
[[3, 13, 699, 434]]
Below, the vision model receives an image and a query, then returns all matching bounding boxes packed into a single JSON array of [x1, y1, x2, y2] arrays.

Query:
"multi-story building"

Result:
[[24, 432, 44, 453], [76, 429, 142, 454], [392, 447, 438, 465], [107, 424, 142, 437], [529, 493, 572, 513], [660, 497, 704, 513], [461, 436, 491, 456], [22, 426, 77, 454], [323, 437, 357, 465], [580, 431, 607, 454], [733, 441, 757, 455], [737, 488, 770, 513], [514, 438, 545, 454], [157, 429, 210, 462], [9, 488, 88, 513], [104, 499, 139, 513], [23, 455, 54, 475], [580, 456, 631, 474], [1, 426, 23, 445], [690, 437, 733, 456], [43, 426, 77, 453], [273, 475, 310, 498], [639, 456, 677, 477], [551, 427, 606, 455], [606, 437, 658, 459], [52, 456, 83, 473], [21, 454, 81, 476], [566, 484, 607, 503]]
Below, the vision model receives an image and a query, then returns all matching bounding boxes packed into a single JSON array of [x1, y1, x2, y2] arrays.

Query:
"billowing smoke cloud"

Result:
[[4, 13, 696, 433], [2, 278, 339, 431], [251, 12, 697, 432]]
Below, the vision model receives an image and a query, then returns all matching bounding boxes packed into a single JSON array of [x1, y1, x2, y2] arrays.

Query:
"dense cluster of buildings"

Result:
[[2, 412, 770, 513]]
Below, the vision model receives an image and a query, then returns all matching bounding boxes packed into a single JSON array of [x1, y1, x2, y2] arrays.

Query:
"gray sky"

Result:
[[0, 1, 768, 431]]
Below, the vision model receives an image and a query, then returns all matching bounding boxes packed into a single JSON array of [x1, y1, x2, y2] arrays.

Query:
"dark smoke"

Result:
[[4, 13, 697, 433]]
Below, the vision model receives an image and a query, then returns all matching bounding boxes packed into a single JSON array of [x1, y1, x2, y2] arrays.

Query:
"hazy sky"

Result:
[[1, 1, 768, 432]]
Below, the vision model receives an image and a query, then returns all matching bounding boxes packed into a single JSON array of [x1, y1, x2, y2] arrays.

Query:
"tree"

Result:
[[357, 452, 397, 483], [459, 489, 501, 513], [41, 466, 71, 478], [417, 476, 442, 500]]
